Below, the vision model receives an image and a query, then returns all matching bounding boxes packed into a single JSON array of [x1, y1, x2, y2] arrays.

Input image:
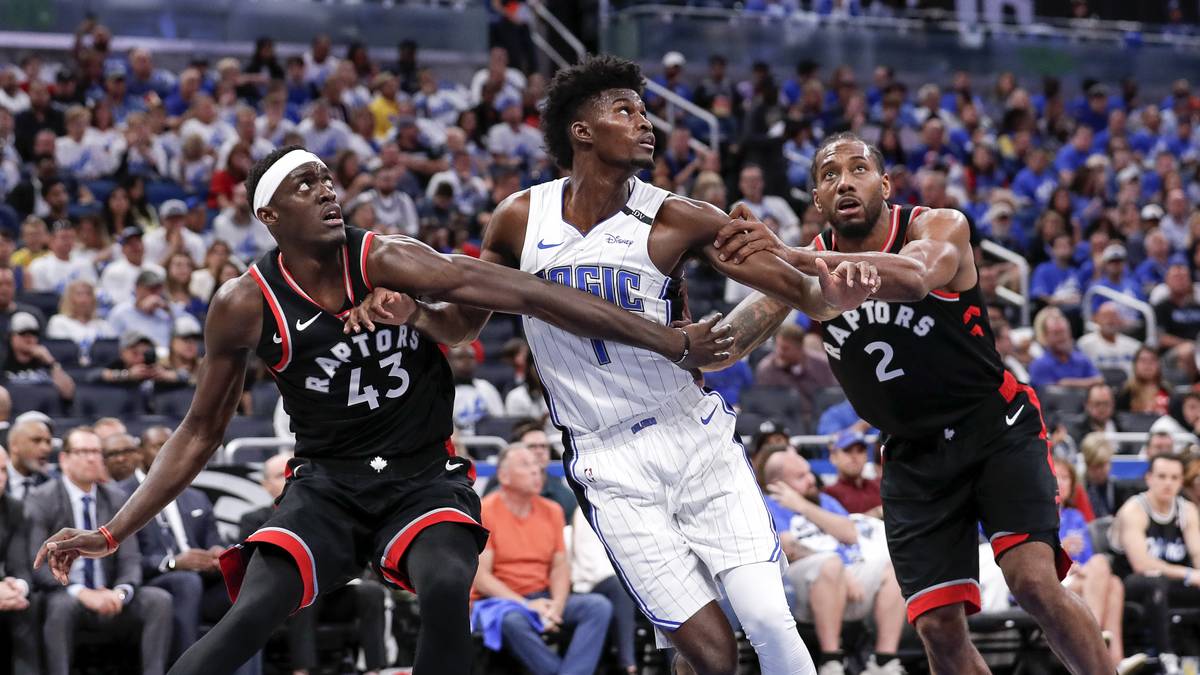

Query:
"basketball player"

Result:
[[34, 145, 733, 675], [345, 56, 880, 675], [710, 132, 1113, 674]]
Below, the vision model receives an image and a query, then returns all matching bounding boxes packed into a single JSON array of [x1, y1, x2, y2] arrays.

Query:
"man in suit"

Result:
[[239, 453, 388, 675], [4, 417, 52, 501], [0, 447, 39, 675], [25, 427, 172, 675], [101, 432, 140, 484]]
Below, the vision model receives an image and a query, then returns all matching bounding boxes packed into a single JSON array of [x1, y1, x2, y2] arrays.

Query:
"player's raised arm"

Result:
[[34, 276, 259, 582], [363, 234, 731, 371]]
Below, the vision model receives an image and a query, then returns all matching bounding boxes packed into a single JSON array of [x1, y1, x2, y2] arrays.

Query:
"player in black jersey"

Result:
[[709, 133, 1113, 674], [34, 145, 733, 675]]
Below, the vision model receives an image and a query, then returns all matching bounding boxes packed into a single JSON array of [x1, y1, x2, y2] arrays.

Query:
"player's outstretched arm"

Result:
[[34, 277, 258, 583], [714, 207, 968, 303], [363, 235, 732, 370], [701, 290, 791, 372]]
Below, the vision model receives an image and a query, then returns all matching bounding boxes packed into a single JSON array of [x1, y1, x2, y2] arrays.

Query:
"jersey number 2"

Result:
[[347, 352, 411, 410], [864, 341, 905, 382]]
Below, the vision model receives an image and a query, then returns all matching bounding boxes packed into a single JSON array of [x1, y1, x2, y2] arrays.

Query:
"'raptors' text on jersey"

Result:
[[249, 227, 454, 460], [520, 177, 692, 435], [814, 205, 1005, 438]]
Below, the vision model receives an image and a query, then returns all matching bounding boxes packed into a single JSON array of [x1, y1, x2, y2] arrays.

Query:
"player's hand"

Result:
[[713, 204, 789, 264], [816, 257, 881, 312], [343, 288, 418, 334], [674, 313, 733, 371], [35, 528, 114, 585]]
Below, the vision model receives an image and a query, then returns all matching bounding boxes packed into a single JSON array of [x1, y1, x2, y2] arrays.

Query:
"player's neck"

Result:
[[563, 162, 633, 233], [831, 210, 893, 254], [278, 244, 345, 301]]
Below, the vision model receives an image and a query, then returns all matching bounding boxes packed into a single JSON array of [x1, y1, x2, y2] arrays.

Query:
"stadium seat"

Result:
[[7, 382, 67, 417], [89, 339, 121, 368], [739, 386, 810, 435], [1088, 516, 1114, 556], [478, 317, 518, 355], [73, 384, 144, 418], [473, 416, 528, 440], [474, 361, 515, 394], [813, 386, 847, 416], [1038, 386, 1088, 417], [154, 385, 196, 418], [145, 180, 189, 206], [223, 415, 277, 443], [734, 410, 766, 439], [125, 414, 180, 438], [1100, 367, 1128, 391], [1116, 411, 1159, 434], [250, 382, 280, 418], [43, 339, 81, 368], [83, 179, 117, 205], [15, 291, 61, 319]]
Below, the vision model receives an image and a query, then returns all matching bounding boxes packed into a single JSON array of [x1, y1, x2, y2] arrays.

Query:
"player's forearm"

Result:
[[704, 291, 790, 372], [788, 248, 930, 303], [411, 301, 490, 346]]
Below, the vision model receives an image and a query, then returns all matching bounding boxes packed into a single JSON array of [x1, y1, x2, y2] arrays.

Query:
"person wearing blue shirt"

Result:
[[1028, 311, 1103, 390], [816, 400, 878, 437], [1012, 148, 1057, 207], [704, 359, 754, 408], [1133, 231, 1173, 295], [1031, 234, 1082, 312], [1156, 121, 1197, 162], [1053, 126, 1095, 175], [1085, 243, 1144, 315]]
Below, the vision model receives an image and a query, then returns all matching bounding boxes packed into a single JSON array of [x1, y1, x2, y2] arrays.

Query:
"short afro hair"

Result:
[[541, 55, 644, 170], [808, 132, 886, 187], [245, 144, 304, 208]]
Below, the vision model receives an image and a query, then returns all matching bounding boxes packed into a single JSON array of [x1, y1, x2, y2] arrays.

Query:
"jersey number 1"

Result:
[[864, 341, 905, 382]]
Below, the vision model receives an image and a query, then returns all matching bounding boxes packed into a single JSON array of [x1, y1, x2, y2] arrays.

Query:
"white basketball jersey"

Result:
[[520, 176, 693, 435]]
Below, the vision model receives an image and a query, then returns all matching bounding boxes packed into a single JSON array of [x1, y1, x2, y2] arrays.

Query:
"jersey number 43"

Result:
[[346, 352, 411, 410]]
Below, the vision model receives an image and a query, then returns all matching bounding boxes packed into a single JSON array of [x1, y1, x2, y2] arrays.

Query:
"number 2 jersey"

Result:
[[813, 205, 1006, 439], [248, 227, 454, 462]]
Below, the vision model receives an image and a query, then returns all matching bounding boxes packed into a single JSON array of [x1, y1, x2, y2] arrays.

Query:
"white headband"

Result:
[[252, 149, 327, 215]]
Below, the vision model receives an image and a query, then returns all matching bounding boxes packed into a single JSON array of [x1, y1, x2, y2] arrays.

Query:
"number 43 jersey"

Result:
[[813, 205, 1005, 439], [248, 227, 454, 461]]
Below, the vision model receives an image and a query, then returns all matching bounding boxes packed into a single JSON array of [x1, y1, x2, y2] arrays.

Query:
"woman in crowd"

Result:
[[1116, 346, 1171, 415], [102, 183, 134, 237], [189, 240, 234, 302], [164, 251, 207, 319], [46, 279, 115, 359]]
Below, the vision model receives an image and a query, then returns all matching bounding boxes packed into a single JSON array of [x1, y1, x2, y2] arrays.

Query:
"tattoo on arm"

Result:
[[709, 292, 791, 369]]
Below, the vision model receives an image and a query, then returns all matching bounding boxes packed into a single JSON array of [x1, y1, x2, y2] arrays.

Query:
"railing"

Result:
[[980, 240, 1031, 327], [221, 437, 294, 464], [1082, 285, 1158, 348], [529, 0, 587, 61]]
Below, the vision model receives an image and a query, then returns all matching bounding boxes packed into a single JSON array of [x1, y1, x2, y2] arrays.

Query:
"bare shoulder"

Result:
[[658, 193, 726, 227], [491, 188, 532, 231], [908, 207, 970, 243], [1183, 498, 1200, 522], [205, 273, 264, 350]]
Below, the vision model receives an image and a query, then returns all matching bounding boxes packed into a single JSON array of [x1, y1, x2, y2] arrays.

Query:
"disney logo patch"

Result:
[[605, 234, 634, 246]]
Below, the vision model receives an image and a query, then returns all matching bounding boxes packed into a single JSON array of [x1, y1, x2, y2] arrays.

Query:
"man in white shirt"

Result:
[[26, 220, 97, 294], [212, 183, 274, 262], [302, 34, 340, 88], [486, 100, 544, 166], [178, 94, 236, 151], [0, 67, 30, 113], [734, 164, 801, 244], [98, 226, 166, 308], [1078, 301, 1143, 377], [448, 344, 503, 434], [143, 200, 206, 267], [296, 99, 354, 161], [363, 165, 419, 236], [469, 47, 526, 107], [217, 105, 275, 170], [55, 105, 114, 181]]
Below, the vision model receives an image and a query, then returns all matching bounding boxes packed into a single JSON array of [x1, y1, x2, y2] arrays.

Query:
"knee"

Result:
[[1085, 555, 1111, 578], [1007, 568, 1064, 613], [681, 648, 738, 675], [45, 590, 82, 620], [414, 563, 474, 604], [500, 607, 535, 634], [160, 571, 205, 602], [735, 594, 794, 641], [915, 604, 969, 648], [138, 587, 175, 619], [573, 593, 612, 622], [817, 555, 845, 584]]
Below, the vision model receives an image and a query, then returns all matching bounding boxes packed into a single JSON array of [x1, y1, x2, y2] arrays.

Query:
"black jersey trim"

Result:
[[276, 248, 356, 319]]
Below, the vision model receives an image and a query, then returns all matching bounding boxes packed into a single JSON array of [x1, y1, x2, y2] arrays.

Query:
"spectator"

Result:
[[188, 240, 235, 302], [25, 219, 97, 293], [172, 133, 215, 196], [1159, 189, 1192, 253], [13, 80, 64, 160], [473, 444, 613, 675], [108, 270, 175, 350], [159, 314, 203, 388], [0, 267, 45, 336], [824, 431, 882, 517], [735, 164, 800, 245], [207, 141, 253, 211], [1069, 384, 1120, 441], [1086, 243, 1144, 314], [4, 416, 52, 501], [98, 226, 164, 307], [101, 432, 140, 484], [1012, 146, 1056, 208], [762, 449, 906, 675], [2, 311, 76, 401], [93, 417, 128, 444], [484, 422, 575, 519], [1135, 229, 1172, 294], [469, 47, 525, 109], [1116, 347, 1170, 415], [179, 94, 235, 150], [296, 98, 353, 161], [217, 105, 273, 168], [567, 506, 638, 674], [1078, 301, 1141, 377], [1081, 432, 1137, 518], [1154, 258, 1200, 349], [9, 216, 50, 269], [163, 252, 206, 318], [125, 47, 175, 100], [1110, 454, 1200, 671], [1030, 232, 1082, 312], [1053, 455, 1138, 671], [144, 199, 206, 267], [96, 330, 167, 387], [754, 323, 837, 419], [55, 104, 113, 180], [363, 164, 418, 236], [74, 212, 115, 268], [26, 426, 172, 675], [0, 67, 30, 113], [0, 445, 38, 675], [46, 279, 115, 353], [486, 99, 544, 168], [302, 35, 339, 88], [1028, 310, 1103, 389], [449, 343, 503, 433], [503, 359, 548, 424], [427, 151, 489, 217]]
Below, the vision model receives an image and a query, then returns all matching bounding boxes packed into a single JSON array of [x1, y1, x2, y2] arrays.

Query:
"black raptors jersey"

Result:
[[814, 205, 1005, 439], [248, 227, 454, 461]]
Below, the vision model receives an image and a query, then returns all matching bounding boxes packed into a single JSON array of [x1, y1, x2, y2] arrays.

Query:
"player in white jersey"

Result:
[[344, 55, 880, 675]]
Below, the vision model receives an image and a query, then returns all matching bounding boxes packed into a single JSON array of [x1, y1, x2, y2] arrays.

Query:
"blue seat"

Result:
[[43, 339, 81, 369], [15, 291, 60, 320], [7, 382, 67, 417], [72, 384, 144, 418], [84, 179, 118, 205], [154, 386, 196, 418], [145, 180, 189, 207], [89, 339, 121, 368], [223, 415, 277, 443]]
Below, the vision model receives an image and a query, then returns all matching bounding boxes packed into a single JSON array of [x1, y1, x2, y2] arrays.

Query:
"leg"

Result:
[[810, 556, 847, 655], [1122, 574, 1171, 656], [41, 590, 84, 675], [351, 580, 388, 672], [169, 546, 304, 675], [667, 601, 738, 675], [498, 604, 561, 675], [719, 561, 816, 675], [558, 593, 613, 675], [913, 604, 989, 675], [147, 571, 204, 662], [403, 522, 481, 675], [1103, 574, 1126, 668], [592, 576, 638, 671], [130, 586, 174, 675], [871, 563, 906, 656], [9, 599, 41, 675], [287, 600, 320, 672], [998, 542, 1111, 675]]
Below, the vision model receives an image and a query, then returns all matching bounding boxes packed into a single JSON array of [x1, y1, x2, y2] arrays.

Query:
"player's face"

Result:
[[1146, 459, 1183, 502], [257, 162, 346, 248], [812, 141, 890, 240], [582, 89, 655, 171]]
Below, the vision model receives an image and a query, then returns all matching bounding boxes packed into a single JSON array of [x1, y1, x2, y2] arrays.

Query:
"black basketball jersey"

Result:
[[814, 205, 1006, 439], [1112, 494, 1190, 577], [248, 227, 454, 461]]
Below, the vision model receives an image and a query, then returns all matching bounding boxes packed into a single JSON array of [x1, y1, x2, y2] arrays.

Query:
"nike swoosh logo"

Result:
[[700, 405, 716, 425], [295, 313, 321, 331], [1006, 404, 1024, 426], [272, 333, 282, 344], [446, 460, 463, 472], [537, 239, 562, 249]]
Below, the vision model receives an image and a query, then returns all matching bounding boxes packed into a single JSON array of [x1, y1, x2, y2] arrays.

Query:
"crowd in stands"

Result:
[[0, 6, 1198, 672]]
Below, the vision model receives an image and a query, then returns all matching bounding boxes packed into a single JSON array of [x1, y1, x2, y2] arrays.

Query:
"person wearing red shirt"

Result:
[[823, 431, 882, 518]]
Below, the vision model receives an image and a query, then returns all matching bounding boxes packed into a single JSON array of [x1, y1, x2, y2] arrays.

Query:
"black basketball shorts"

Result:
[[880, 371, 1072, 624]]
